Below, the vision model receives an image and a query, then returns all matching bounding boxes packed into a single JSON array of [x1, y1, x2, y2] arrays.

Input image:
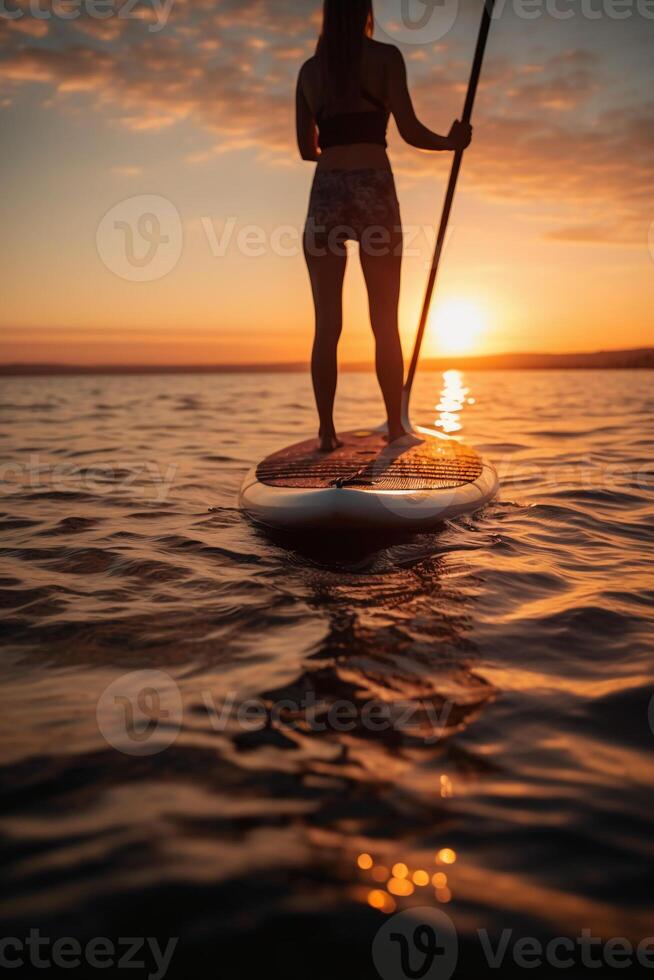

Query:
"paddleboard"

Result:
[[240, 426, 498, 531], [239, 1, 501, 534]]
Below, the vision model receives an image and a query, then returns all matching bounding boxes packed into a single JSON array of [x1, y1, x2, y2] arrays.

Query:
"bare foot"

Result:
[[386, 425, 413, 442], [385, 426, 422, 448], [386, 425, 408, 443], [318, 432, 343, 452]]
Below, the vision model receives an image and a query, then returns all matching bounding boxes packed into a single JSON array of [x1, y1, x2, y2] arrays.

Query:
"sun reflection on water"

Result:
[[434, 370, 476, 434], [356, 844, 458, 915]]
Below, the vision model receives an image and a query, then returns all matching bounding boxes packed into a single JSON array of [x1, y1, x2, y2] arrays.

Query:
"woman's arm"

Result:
[[296, 64, 320, 162], [387, 46, 471, 152]]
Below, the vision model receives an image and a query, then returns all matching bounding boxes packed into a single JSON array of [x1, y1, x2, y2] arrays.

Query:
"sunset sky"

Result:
[[0, 0, 652, 365]]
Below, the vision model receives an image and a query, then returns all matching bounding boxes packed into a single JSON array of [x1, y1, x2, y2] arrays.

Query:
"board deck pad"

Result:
[[256, 429, 483, 491]]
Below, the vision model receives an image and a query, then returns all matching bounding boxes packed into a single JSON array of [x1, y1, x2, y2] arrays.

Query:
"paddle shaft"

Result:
[[403, 0, 496, 407]]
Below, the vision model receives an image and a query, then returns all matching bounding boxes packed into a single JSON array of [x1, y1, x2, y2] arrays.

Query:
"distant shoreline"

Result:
[[0, 348, 652, 376]]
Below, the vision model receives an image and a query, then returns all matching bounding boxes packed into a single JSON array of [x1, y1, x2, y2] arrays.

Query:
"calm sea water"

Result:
[[1, 370, 653, 978]]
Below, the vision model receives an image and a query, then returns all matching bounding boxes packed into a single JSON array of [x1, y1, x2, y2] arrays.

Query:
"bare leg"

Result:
[[304, 236, 347, 451], [360, 244, 407, 442]]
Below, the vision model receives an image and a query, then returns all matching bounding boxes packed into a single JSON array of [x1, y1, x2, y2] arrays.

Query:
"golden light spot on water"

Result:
[[357, 853, 373, 870], [440, 774, 453, 798], [368, 889, 385, 909], [368, 890, 397, 914], [436, 848, 457, 865], [432, 872, 448, 889], [412, 870, 430, 887], [388, 877, 415, 897], [435, 370, 470, 434], [372, 866, 389, 883], [436, 887, 452, 904], [392, 862, 409, 879]]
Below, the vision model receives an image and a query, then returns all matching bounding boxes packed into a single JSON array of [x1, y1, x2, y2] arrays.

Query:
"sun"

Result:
[[430, 299, 487, 355]]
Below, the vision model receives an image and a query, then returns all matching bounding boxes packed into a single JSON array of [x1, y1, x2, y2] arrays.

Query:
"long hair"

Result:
[[317, 0, 374, 112]]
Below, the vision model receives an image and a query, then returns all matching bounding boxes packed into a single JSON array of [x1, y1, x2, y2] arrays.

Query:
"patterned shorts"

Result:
[[305, 168, 403, 257]]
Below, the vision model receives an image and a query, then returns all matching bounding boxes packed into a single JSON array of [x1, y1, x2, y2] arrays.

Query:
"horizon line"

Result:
[[0, 347, 652, 376]]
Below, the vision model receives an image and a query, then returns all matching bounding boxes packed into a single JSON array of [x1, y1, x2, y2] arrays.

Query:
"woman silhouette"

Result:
[[297, 0, 472, 451]]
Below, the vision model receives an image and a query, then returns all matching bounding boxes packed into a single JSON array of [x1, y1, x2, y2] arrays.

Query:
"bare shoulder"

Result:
[[298, 55, 318, 84], [365, 37, 404, 66]]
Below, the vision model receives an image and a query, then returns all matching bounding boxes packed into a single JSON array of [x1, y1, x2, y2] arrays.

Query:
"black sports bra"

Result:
[[316, 87, 389, 150]]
